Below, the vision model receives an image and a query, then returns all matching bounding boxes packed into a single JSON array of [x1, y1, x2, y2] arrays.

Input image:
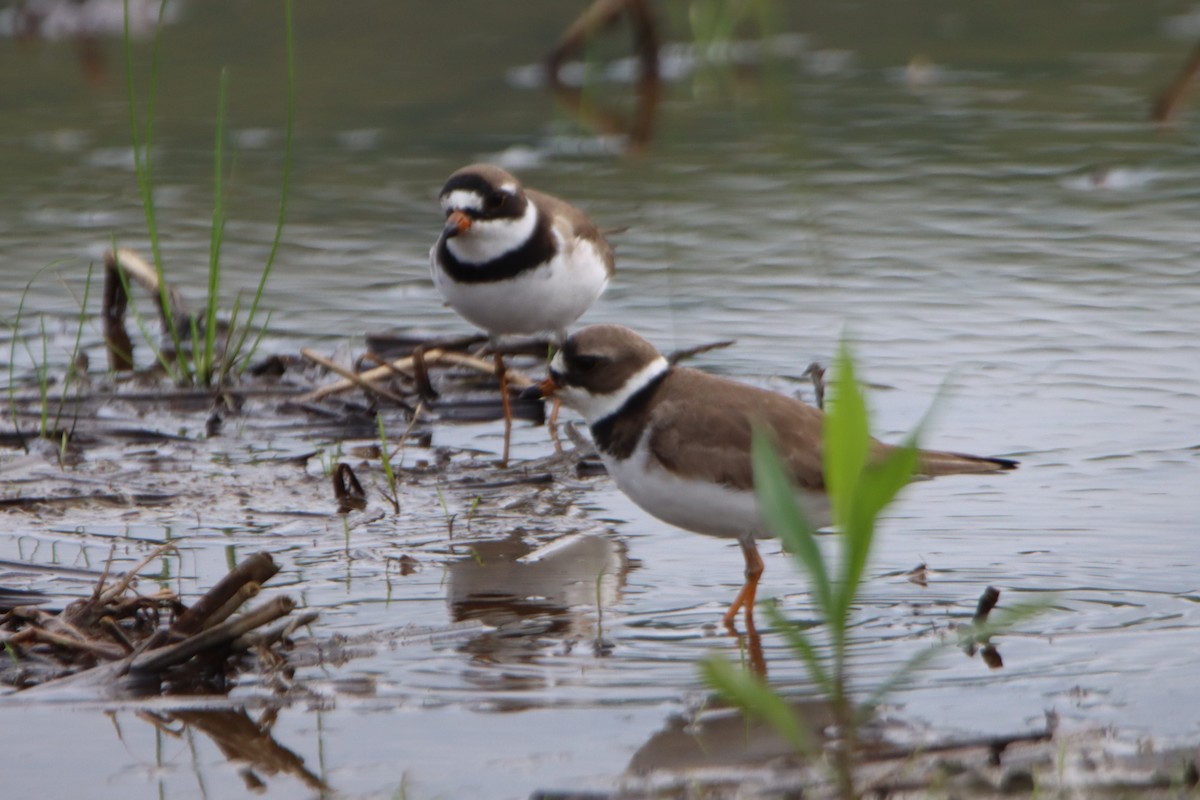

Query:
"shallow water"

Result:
[[2, 1, 1200, 798]]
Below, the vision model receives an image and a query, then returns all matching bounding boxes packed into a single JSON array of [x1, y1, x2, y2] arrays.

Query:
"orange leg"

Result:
[[547, 396, 564, 454], [723, 533, 765, 634], [495, 351, 512, 468]]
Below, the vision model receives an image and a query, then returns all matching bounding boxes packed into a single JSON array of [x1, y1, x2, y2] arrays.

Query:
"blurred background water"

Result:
[[1, 1, 1199, 798]]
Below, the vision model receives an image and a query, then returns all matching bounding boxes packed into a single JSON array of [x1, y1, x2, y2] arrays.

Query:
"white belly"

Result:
[[431, 238, 609, 338], [602, 438, 831, 540]]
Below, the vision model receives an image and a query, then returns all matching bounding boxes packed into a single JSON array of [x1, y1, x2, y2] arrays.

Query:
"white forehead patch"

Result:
[[441, 189, 484, 213]]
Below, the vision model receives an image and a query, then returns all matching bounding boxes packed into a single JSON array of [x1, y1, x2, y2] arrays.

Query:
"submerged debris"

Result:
[[0, 549, 314, 696], [332, 462, 368, 513]]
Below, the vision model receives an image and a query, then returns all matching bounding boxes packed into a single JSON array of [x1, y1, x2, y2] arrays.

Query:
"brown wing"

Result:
[[528, 188, 616, 277], [645, 368, 826, 492], [644, 366, 1016, 491]]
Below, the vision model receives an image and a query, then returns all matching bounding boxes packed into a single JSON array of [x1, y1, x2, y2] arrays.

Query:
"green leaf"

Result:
[[962, 597, 1058, 647], [4, 641, 19, 667], [860, 438, 920, 526], [763, 600, 831, 693], [823, 341, 924, 631], [231, 0, 294, 378], [203, 66, 230, 384], [840, 437, 920, 609], [701, 654, 816, 755], [752, 425, 831, 617], [823, 341, 871, 531]]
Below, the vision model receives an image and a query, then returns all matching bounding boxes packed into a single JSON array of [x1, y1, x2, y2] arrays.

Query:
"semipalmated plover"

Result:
[[431, 163, 615, 465], [538, 324, 1018, 631]]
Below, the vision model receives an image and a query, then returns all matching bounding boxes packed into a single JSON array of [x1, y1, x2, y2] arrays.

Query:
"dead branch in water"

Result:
[[299, 347, 415, 410], [547, 0, 659, 82], [103, 248, 193, 371], [545, 0, 661, 154], [1, 550, 309, 696], [131, 596, 296, 674], [172, 551, 280, 637], [333, 462, 368, 514], [298, 346, 535, 403], [1153, 39, 1200, 124]]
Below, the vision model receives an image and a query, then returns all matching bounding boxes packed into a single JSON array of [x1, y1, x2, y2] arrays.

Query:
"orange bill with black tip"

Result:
[[443, 209, 472, 238], [538, 375, 560, 399]]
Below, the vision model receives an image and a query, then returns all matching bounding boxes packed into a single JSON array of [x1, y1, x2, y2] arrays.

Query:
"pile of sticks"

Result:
[[0, 549, 314, 696]]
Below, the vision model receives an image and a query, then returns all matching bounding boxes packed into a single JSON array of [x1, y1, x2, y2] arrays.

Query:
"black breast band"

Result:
[[437, 214, 557, 284]]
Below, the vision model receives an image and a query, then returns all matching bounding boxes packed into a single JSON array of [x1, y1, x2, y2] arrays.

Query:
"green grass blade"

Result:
[[700, 654, 816, 755], [203, 66, 230, 384], [4, 312, 21, 448], [38, 316, 49, 437], [6, 264, 62, 448], [216, 292, 243, 386], [52, 262, 94, 432], [752, 425, 831, 616], [188, 314, 202, 378], [240, 308, 273, 369], [123, 0, 190, 383], [377, 412, 398, 488], [231, 0, 295, 374]]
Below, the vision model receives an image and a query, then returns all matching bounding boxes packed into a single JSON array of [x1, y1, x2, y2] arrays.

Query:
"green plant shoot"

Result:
[[702, 340, 924, 799]]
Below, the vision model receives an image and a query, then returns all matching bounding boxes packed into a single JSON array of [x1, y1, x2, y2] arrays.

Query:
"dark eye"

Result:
[[573, 354, 602, 373], [485, 193, 505, 211]]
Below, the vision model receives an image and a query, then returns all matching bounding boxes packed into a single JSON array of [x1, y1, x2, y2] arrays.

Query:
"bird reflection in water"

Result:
[[446, 532, 630, 673]]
